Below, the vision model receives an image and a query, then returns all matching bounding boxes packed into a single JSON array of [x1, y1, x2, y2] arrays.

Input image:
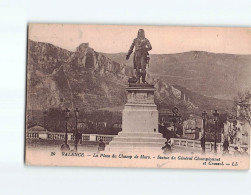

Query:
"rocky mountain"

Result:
[[103, 51, 251, 100], [27, 40, 133, 112], [26, 40, 232, 118]]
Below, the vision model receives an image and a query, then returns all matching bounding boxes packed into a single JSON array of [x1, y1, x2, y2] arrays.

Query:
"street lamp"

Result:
[[201, 111, 207, 154], [43, 110, 48, 132], [170, 107, 182, 136], [74, 108, 79, 151], [61, 108, 70, 151], [213, 110, 220, 154]]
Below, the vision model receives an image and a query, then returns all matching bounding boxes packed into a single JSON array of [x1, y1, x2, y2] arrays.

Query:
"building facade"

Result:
[[223, 93, 250, 146], [182, 115, 202, 140]]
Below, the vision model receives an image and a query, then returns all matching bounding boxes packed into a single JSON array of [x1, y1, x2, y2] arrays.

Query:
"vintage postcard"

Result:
[[25, 24, 251, 169]]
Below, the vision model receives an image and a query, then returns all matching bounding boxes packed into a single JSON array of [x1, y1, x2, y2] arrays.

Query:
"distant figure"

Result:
[[223, 139, 229, 152], [231, 126, 237, 144], [210, 143, 213, 151], [162, 140, 172, 154], [233, 146, 241, 157], [201, 135, 206, 153], [222, 138, 230, 156], [236, 128, 242, 145], [126, 29, 152, 84], [98, 139, 106, 151]]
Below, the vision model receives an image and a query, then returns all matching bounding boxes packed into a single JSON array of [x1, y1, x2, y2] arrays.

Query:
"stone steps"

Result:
[[117, 132, 163, 138], [113, 136, 166, 143], [109, 141, 165, 148], [105, 146, 163, 153]]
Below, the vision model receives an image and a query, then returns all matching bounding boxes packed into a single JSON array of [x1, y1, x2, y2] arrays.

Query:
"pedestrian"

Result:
[[98, 139, 106, 151], [223, 138, 229, 152], [236, 128, 242, 145], [210, 142, 213, 151], [162, 140, 172, 154], [201, 135, 205, 153], [233, 146, 241, 157]]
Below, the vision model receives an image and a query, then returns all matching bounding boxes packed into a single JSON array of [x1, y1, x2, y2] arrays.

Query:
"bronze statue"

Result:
[[126, 29, 152, 84]]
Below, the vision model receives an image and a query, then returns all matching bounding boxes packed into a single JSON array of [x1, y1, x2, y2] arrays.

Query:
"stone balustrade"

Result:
[[170, 138, 249, 153], [26, 131, 115, 144], [26, 132, 39, 139]]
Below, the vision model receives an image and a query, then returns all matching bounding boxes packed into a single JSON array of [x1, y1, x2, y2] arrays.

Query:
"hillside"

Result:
[[26, 40, 232, 118], [27, 40, 133, 112], [103, 51, 251, 100]]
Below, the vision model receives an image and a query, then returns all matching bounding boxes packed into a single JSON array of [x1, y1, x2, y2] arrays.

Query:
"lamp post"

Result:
[[170, 107, 182, 136], [61, 108, 70, 151], [43, 110, 48, 132], [213, 110, 220, 154], [201, 111, 207, 154], [74, 108, 79, 151]]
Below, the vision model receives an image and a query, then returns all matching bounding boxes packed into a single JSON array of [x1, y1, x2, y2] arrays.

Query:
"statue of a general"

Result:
[[126, 29, 152, 84]]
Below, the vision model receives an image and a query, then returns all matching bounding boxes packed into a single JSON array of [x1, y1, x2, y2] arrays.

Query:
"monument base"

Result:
[[106, 132, 166, 153], [106, 84, 166, 154]]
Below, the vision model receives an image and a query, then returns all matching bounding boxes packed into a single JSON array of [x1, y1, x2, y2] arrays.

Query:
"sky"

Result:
[[29, 24, 251, 54]]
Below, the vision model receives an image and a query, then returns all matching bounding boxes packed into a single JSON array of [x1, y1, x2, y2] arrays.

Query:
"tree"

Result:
[[46, 108, 65, 132], [234, 91, 251, 124]]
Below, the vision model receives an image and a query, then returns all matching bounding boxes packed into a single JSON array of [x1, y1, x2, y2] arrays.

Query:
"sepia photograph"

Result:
[[25, 24, 251, 169], [1, 0, 251, 194]]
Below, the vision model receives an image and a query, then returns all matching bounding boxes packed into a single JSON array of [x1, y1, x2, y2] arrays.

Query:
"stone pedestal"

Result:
[[106, 83, 166, 153]]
